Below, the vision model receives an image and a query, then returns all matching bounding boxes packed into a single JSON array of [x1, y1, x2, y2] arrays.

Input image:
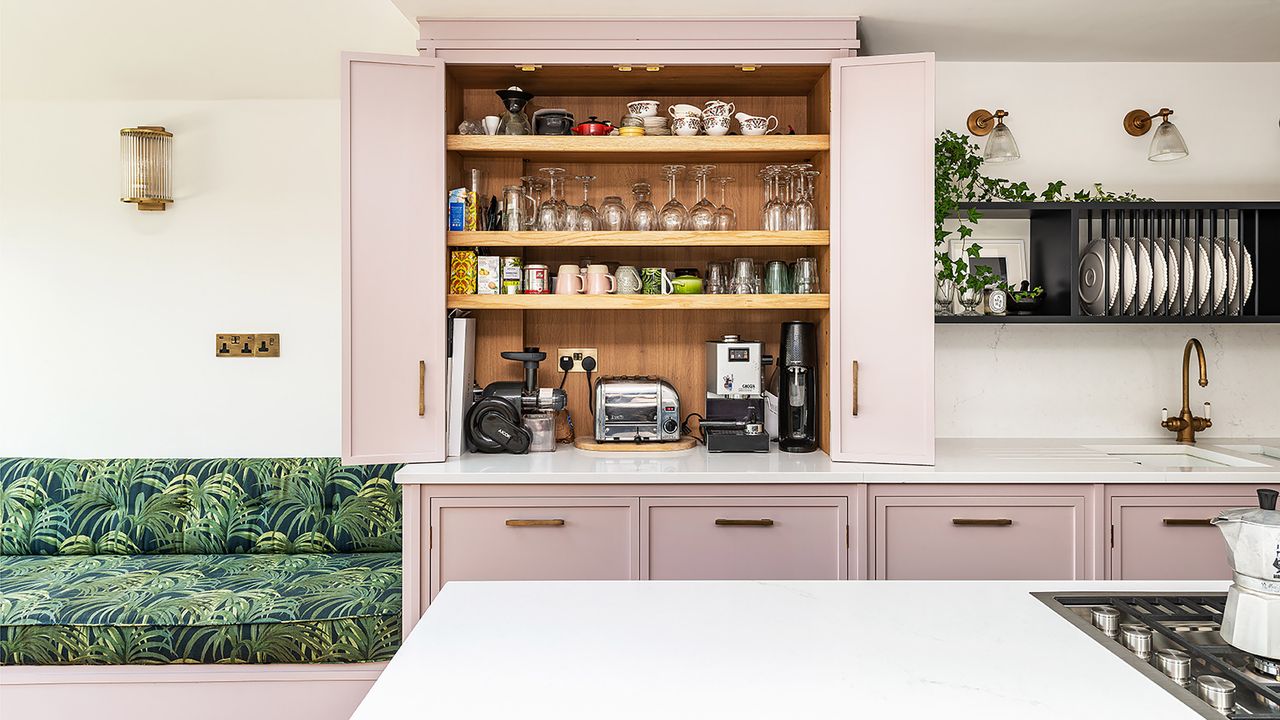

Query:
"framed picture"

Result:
[[947, 238, 1029, 312]]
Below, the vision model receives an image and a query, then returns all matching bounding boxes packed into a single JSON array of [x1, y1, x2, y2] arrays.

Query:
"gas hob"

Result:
[[1040, 593, 1280, 718]]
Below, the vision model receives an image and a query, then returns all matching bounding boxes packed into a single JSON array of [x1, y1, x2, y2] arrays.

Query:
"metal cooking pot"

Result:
[[1214, 489, 1280, 659]]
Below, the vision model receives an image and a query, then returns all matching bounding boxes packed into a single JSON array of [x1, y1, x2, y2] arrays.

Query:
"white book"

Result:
[[446, 317, 476, 457]]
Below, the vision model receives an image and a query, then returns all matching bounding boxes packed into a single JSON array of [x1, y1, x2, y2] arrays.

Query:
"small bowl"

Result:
[[619, 115, 645, 128], [627, 100, 660, 117]]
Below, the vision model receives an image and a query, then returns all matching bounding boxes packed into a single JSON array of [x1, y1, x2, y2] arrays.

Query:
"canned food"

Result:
[[524, 264, 549, 294]]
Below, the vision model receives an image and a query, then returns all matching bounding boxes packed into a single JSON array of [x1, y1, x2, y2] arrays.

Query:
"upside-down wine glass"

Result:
[[630, 181, 657, 232], [712, 176, 737, 231], [659, 164, 688, 232], [761, 165, 787, 232], [687, 164, 717, 231], [536, 167, 567, 231], [573, 175, 599, 231]]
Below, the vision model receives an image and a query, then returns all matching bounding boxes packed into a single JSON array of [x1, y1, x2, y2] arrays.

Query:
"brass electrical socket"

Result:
[[253, 333, 280, 357], [216, 333, 278, 358], [557, 347, 598, 373]]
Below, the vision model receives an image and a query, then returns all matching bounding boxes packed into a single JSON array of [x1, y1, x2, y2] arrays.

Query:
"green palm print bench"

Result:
[[0, 458, 402, 665]]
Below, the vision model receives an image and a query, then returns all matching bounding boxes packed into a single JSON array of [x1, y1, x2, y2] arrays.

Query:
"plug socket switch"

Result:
[[216, 333, 280, 358], [557, 348, 598, 373]]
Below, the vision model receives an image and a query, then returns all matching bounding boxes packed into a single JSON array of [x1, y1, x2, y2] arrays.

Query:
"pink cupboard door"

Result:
[[642, 498, 848, 580], [828, 54, 935, 465], [342, 53, 447, 464], [1110, 493, 1254, 580]]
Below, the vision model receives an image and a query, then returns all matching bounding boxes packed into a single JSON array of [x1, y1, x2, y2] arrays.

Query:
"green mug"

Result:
[[641, 267, 673, 295]]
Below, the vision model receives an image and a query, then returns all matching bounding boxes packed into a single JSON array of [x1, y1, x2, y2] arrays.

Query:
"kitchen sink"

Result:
[[1216, 444, 1280, 461], [1082, 444, 1269, 468]]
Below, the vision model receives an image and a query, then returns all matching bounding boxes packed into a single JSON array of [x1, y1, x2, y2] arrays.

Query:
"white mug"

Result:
[[627, 100, 659, 117], [482, 115, 500, 135], [702, 100, 735, 118], [668, 103, 701, 118], [672, 115, 701, 136], [736, 113, 779, 136], [702, 115, 731, 136]]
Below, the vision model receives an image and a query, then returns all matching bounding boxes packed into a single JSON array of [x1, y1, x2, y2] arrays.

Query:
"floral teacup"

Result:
[[672, 115, 702, 136], [627, 100, 660, 117], [668, 103, 701, 118], [702, 115, 731, 136], [702, 100, 736, 118]]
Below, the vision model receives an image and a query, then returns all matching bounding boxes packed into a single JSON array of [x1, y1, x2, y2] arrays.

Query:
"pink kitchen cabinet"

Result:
[[428, 498, 640, 600], [642, 497, 848, 581], [871, 485, 1096, 580], [1108, 486, 1263, 580], [341, 53, 447, 465]]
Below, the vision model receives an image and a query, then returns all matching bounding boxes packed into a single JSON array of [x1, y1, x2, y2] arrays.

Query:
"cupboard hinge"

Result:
[[1110, 524, 1114, 549], [845, 524, 850, 548]]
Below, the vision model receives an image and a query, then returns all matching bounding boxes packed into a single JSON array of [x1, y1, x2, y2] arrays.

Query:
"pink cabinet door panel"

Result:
[[342, 53, 447, 464], [642, 497, 847, 580], [874, 495, 1088, 580], [430, 498, 640, 599], [828, 54, 935, 465], [1111, 494, 1253, 580]]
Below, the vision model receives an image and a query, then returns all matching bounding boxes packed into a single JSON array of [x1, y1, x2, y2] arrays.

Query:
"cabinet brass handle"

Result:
[[715, 518, 775, 527], [851, 360, 859, 417], [952, 518, 1013, 527], [505, 519, 565, 527], [419, 358, 430, 415], [1162, 518, 1215, 527]]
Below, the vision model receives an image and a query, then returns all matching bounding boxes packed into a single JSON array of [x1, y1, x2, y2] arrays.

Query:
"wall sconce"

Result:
[[1124, 108, 1189, 162], [966, 108, 1020, 162], [120, 126, 173, 211]]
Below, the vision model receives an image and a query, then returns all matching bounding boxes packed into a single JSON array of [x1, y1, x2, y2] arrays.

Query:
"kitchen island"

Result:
[[351, 580, 1227, 719]]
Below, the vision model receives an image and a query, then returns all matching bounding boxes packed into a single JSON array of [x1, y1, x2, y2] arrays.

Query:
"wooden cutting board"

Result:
[[573, 436, 699, 452]]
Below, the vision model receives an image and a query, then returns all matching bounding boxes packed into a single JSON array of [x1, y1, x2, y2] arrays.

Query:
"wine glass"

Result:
[[536, 167, 566, 231], [712, 177, 737, 230], [786, 163, 813, 231], [630, 181, 657, 232], [792, 170, 818, 232], [687, 164, 717, 231], [659, 164, 688, 231], [761, 165, 787, 232], [573, 175, 599, 231], [599, 195, 629, 231]]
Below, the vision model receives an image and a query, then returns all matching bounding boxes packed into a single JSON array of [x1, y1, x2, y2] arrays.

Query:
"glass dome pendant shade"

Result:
[[983, 121, 1020, 162], [1148, 118, 1189, 162]]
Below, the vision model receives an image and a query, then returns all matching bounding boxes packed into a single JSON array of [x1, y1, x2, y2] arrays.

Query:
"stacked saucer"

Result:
[[642, 116, 670, 136]]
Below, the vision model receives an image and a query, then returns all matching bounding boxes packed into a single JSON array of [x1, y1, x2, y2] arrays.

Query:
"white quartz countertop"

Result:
[[350, 580, 1228, 720], [395, 438, 1280, 485]]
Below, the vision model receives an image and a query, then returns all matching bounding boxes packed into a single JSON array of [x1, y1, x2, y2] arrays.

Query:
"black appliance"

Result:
[[464, 348, 566, 454], [776, 321, 818, 453]]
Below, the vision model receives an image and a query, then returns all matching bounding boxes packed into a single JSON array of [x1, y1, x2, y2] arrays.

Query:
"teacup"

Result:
[[672, 115, 702, 136], [735, 112, 779, 136], [702, 115, 730, 136], [627, 100, 659, 117], [668, 103, 701, 118], [702, 100, 735, 118]]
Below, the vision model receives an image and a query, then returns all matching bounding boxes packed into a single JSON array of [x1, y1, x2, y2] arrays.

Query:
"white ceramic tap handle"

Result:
[[1203, 402, 1211, 420], [1161, 408, 1169, 422]]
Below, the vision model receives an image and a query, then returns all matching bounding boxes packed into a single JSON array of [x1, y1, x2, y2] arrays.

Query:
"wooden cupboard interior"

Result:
[[443, 63, 834, 452]]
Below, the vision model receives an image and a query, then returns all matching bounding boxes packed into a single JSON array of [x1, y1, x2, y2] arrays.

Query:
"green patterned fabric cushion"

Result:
[[0, 458, 401, 555], [0, 552, 400, 664]]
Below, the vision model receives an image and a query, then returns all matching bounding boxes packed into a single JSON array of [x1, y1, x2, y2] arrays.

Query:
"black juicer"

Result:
[[464, 348, 566, 453]]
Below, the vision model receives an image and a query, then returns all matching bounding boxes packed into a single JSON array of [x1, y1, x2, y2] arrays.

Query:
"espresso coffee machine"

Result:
[[702, 335, 771, 452], [776, 321, 818, 453]]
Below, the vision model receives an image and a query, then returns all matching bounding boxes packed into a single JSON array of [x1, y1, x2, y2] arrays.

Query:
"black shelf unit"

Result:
[[940, 201, 1280, 323]]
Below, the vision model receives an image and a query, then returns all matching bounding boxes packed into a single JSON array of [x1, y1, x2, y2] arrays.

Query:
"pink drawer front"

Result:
[[1111, 494, 1253, 580], [642, 497, 848, 581], [430, 498, 639, 599], [874, 495, 1088, 580]]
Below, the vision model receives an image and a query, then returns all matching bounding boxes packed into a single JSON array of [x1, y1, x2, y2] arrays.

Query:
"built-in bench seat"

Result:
[[0, 457, 401, 665]]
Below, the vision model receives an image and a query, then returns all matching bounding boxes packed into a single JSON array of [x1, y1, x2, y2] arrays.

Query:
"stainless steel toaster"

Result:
[[593, 376, 681, 442]]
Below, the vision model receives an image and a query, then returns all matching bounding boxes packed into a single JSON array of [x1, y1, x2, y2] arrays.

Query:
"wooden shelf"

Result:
[[446, 134, 829, 162], [447, 230, 829, 247], [447, 293, 830, 310]]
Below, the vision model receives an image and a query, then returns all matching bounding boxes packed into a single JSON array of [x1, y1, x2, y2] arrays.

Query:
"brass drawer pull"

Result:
[[851, 360, 859, 416], [952, 518, 1013, 527], [418, 360, 426, 417], [715, 518, 775, 527], [505, 519, 565, 527], [1163, 518, 1215, 527]]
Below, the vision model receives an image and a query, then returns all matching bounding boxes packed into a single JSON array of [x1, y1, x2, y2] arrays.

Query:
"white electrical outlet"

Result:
[[557, 347, 598, 373]]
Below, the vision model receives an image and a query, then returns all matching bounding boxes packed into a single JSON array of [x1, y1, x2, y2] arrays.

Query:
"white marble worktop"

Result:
[[351, 579, 1228, 720], [395, 438, 1280, 485]]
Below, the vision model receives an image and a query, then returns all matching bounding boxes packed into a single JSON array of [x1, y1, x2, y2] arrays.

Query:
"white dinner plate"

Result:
[[1132, 237, 1153, 315], [1107, 236, 1137, 314], [1143, 237, 1167, 315], [1198, 237, 1227, 315]]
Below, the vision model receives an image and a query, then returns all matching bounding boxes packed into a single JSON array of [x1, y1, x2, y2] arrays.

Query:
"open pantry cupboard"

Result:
[[341, 19, 934, 467]]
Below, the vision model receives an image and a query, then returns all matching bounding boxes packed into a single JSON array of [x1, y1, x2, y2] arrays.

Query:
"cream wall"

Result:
[[934, 62, 1280, 438]]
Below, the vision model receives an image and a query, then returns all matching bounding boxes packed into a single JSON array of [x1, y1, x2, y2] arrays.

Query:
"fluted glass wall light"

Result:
[[120, 126, 173, 211], [1123, 108, 1188, 162], [967, 108, 1020, 162]]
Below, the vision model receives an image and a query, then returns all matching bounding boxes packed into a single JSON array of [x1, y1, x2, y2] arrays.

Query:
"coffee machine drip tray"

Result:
[[702, 397, 770, 453]]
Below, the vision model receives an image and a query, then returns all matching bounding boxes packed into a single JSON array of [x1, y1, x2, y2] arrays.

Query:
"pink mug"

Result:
[[584, 264, 617, 295], [555, 264, 583, 294]]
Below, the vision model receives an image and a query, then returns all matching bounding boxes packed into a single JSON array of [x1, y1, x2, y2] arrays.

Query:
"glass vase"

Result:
[[934, 278, 954, 316], [957, 284, 984, 316]]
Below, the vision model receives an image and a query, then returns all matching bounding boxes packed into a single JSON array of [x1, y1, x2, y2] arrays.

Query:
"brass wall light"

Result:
[[120, 126, 173, 211], [967, 108, 1020, 162], [1124, 108, 1189, 162]]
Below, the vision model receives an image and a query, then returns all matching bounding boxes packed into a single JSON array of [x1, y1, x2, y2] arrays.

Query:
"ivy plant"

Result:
[[934, 129, 1152, 298]]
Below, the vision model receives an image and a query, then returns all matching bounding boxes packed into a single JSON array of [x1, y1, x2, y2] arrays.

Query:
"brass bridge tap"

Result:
[[1161, 337, 1213, 444]]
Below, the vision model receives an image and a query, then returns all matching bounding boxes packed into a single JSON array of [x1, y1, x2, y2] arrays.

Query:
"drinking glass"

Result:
[[536, 167, 567, 231], [761, 165, 787, 232], [630, 181, 657, 232], [599, 195, 630, 231], [572, 175, 599, 231], [705, 261, 729, 294], [659, 165, 688, 231], [712, 177, 737, 231], [729, 257, 756, 294], [687, 164, 717, 231], [934, 277, 955, 316], [502, 184, 533, 234], [764, 261, 791, 294], [793, 257, 820, 293]]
